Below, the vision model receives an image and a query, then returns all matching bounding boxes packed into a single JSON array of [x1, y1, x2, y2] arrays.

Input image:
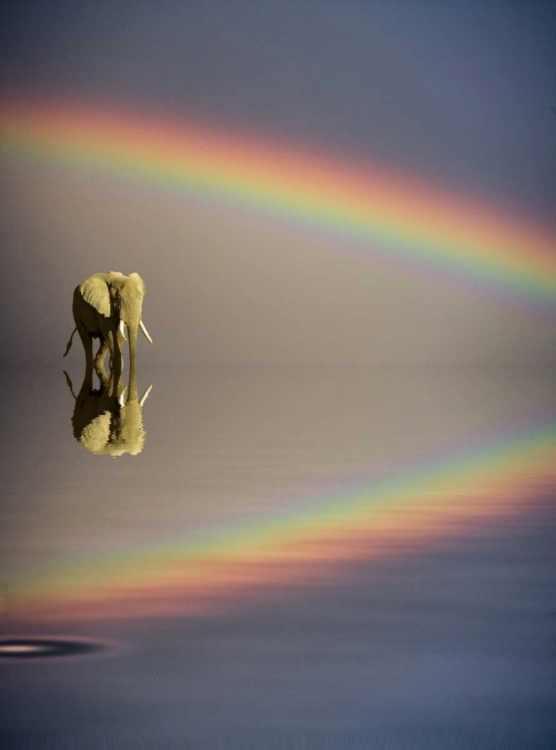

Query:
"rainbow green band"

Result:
[[1, 98, 556, 308], [9, 417, 556, 623]]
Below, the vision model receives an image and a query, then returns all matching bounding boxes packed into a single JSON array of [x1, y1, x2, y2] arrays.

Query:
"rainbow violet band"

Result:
[[1, 97, 556, 307]]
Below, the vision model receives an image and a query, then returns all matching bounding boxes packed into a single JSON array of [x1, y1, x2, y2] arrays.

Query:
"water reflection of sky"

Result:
[[1, 365, 555, 744]]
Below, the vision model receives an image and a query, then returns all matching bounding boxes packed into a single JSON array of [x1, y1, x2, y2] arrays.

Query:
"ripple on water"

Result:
[[0, 637, 110, 660]]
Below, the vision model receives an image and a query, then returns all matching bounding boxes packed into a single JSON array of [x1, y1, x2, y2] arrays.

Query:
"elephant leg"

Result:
[[108, 330, 123, 390], [94, 338, 110, 382], [101, 330, 121, 397], [116, 330, 125, 371], [106, 368, 125, 398], [96, 363, 111, 391], [76, 325, 94, 382], [107, 330, 125, 373]]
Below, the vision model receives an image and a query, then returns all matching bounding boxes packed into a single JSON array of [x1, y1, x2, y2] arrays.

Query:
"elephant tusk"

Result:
[[140, 384, 153, 406], [119, 320, 127, 341], [140, 320, 153, 344], [118, 387, 127, 407]]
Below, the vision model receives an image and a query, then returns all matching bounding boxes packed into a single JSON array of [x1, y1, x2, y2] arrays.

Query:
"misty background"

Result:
[[1, 0, 555, 366]]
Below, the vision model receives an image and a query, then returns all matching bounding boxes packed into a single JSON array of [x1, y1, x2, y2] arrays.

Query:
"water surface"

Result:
[[1, 365, 555, 747]]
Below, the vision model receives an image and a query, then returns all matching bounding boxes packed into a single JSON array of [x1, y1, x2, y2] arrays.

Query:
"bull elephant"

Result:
[[66, 371, 152, 457], [63, 271, 152, 388]]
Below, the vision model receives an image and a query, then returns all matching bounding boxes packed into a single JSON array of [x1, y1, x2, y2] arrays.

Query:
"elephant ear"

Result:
[[80, 275, 111, 317], [129, 272, 147, 295]]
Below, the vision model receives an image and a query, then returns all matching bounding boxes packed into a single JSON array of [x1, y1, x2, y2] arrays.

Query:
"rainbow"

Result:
[[1, 96, 556, 308], [7, 417, 556, 624]]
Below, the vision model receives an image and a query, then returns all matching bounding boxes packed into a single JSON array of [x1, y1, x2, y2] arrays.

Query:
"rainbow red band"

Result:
[[1, 97, 556, 307], [7, 419, 556, 624]]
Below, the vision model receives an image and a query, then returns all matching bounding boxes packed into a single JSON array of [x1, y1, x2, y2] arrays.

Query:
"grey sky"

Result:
[[1, 1, 555, 364], [1, 2, 554, 210]]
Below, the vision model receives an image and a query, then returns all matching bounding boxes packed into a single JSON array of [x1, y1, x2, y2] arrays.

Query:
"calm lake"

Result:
[[1, 364, 555, 748]]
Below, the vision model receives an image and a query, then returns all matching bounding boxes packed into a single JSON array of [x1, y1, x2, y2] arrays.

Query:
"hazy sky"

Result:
[[1, 1, 555, 364]]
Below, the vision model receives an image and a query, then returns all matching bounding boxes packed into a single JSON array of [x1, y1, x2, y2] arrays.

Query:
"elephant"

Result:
[[63, 271, 152, 388], [65, 370, 152, 457]]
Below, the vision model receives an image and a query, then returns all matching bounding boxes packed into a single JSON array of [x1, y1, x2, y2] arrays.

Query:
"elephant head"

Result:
[[64, 271, 152, 390], [67, 371, 152, 457]]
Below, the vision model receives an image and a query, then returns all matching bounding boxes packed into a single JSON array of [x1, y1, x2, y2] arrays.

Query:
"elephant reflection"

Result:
[[64, 271, 152, 387], [66, 371, 152, 457]]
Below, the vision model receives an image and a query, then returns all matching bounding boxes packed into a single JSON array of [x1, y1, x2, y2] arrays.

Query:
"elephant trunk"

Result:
[[127, 322, 139, 400]]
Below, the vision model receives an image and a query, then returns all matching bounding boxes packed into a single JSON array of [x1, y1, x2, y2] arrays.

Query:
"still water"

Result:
[[1, 365, 555, 748]]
